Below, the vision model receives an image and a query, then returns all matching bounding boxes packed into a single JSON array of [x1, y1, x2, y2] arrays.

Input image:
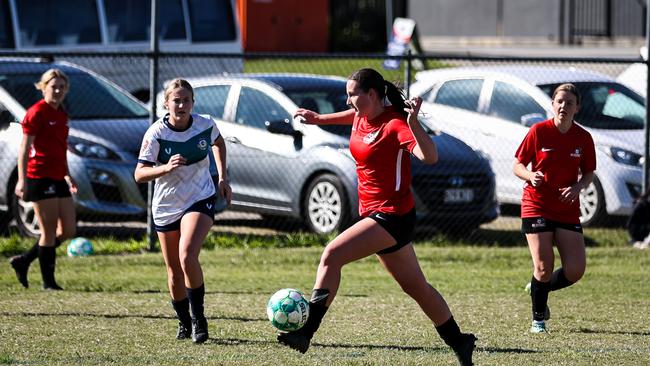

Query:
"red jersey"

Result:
[[515, 119, 596, 223], [350, 107, 417, 217], [22, 99, 69, 179]]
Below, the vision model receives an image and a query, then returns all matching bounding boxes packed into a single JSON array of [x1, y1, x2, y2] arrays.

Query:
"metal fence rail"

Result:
[[0, 51, 645, 246]]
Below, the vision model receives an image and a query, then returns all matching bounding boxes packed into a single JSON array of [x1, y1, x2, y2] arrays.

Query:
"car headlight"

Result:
[[608, 147, 643, 167], [68, 137, 120, 161]]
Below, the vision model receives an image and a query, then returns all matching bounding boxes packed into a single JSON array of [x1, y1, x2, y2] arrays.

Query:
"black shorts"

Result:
[[369, 208, 416, 255], [155, 195, 216, 232], [23, 177, 71, 202], [521, 217, 583, 234]]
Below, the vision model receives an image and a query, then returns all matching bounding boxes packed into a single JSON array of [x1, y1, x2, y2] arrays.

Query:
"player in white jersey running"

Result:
[[135, 78, 231, 344]]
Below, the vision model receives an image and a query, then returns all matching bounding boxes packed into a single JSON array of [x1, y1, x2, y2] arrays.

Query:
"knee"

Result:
[[319, 246, 344, 270], [564, 266, 585, 283], [533, 264, 553, 281], [179, 251, 198, 272], [166, 267, 184, 285], [400, 280, 430, 299], [58, 227, 76, 241]]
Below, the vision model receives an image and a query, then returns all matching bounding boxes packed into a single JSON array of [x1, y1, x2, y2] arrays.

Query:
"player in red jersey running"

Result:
[[277, 68, 476, 365], [9, 69, 77, 290], [514, 83, 596, 333]]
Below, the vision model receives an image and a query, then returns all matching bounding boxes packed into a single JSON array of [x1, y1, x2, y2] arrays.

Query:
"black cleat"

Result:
[[277, 330, 311, 354], [176, 322, 191, 340], [43, 283, 63, 291], [9, 255, 29, 288], [452, 333, 477, 366], [191, 317, 209, 344]]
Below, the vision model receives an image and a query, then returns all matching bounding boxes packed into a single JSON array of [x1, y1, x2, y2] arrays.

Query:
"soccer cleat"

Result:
[[191, 317, 209, 344], [9, 255, 29, 288], [43, 282, 63, 291], [525, 282, 551, 320], [277, 329, 311, 354], [176, 322, 191, 340], [452, 333, 477, 366], [530, 320, 548, 334]]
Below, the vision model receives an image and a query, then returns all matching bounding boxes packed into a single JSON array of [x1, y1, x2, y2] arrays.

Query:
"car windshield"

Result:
[[539, 82, 645, 130], [0, 72, 148, 119], [283, 87, 353, 137]]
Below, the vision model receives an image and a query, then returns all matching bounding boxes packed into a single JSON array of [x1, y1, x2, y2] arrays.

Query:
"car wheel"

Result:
[[579, 176, 607, 226], [10, 188, 40, 238], [303, 174, 350, 235]]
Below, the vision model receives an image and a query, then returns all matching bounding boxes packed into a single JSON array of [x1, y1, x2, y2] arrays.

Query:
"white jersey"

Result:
[[138, 113, 220, 226]]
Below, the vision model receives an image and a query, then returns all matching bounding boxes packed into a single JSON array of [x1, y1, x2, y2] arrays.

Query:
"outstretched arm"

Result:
[[294, 108, 355, 125]]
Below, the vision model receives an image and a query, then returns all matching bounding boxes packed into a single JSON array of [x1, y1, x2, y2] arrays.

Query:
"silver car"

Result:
[[0, 59, 151, 236]]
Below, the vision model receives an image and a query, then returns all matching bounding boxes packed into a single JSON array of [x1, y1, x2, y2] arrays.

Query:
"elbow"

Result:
[[422, 155, 438, 165]]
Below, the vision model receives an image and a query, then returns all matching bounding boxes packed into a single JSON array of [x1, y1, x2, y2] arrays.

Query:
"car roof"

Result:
[[181, 73, 347, 91], [415, 65, 613, 86], [0, 59, 84, 75]]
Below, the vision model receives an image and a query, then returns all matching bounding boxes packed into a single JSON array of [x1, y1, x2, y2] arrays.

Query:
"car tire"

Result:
[[303, 174, 350, 235], [8, 175, 40, 238], [579, 176, 607, 227]]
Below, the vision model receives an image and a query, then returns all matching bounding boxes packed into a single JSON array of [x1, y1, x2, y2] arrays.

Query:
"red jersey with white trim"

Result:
[[21, 99, 69, 179], [515, 119, 596, 223], [350, 107, 417, 217]]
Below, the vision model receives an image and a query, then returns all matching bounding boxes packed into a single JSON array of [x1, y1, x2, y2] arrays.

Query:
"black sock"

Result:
[[549, 268, 574, 292], [24, 238, 60, 264], [531, 276, 550, 321], [186, 284, 205, 320], [38, 246, 58, 287], [171, 297, 192, 326], [300, 288, 330, 338], [436, 316, 462, 349]]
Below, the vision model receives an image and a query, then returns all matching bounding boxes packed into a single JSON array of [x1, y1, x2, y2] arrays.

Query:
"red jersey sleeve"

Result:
[[515, 125, 538, 165], [580, 132, 596, 174], [391, 118, 417, 153], [22, 103, 43, 136]]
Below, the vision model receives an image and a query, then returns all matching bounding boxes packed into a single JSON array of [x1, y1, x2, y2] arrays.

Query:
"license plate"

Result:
[[444, 189, 473, 203]]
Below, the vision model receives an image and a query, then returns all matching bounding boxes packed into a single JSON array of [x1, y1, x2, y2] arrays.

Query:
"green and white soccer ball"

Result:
[[266, 288, 310, 331], [67, 237, 94, 257]]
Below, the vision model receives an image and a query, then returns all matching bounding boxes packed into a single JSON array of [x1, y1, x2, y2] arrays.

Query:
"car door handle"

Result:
[[481, 130, 494, 137], [225, 136, 240, 144]]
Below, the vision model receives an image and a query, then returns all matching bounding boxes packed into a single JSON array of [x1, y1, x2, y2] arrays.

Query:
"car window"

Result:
[[193, 85, 230, 119], [540, 82, 646, 130], [489, 81, 546, 124], [0, 72, 148, 119], [434, 79, 483, 112], [0, 0, 14, 48], [105, 0, 150, 42], [235, 87, 291, 129], [187, 0, 237, 42], [159, 0, 186, 40], [16, 0, 101, 46]]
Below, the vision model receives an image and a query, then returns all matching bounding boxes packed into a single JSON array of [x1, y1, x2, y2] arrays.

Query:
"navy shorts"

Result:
[[23, 178, 71, 202], [521, 217, 583, 234], [155, 195, 216, 232], [369, 208, 416, 255]]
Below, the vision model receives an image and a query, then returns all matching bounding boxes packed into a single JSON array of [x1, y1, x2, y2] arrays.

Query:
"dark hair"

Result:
[[348, 68, 407, 117], [552, 83, 581, 105]]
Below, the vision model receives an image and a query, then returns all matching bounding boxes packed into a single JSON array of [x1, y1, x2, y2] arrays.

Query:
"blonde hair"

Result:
[[552, 83, 581, 105], [164, 78, 194, 103], [34, 68, 69, 91]]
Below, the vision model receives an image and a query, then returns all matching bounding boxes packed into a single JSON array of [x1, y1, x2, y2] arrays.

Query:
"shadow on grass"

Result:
[[0, 311, 264, 322], [577, 327, 650, 336]]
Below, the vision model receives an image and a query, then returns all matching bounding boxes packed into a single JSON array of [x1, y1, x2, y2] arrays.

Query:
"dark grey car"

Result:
[[163, 74, 498, 234]]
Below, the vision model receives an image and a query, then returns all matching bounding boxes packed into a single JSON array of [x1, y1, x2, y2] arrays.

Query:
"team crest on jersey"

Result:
[[197, 139, 208, 150], [362, 130, 379, 144], [570, 148, 582, 158]]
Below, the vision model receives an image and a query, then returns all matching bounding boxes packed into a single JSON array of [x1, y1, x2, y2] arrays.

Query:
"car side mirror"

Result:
[[265, 119, 302, 138], [520, 113, 546, 127]]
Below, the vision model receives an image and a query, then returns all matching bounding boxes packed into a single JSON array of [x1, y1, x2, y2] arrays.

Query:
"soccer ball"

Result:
[[266, 288, 310, 331], [67, 237, 94, 257]]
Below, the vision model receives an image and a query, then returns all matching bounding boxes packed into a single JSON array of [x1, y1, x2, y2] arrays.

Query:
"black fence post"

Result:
[[147, 0, 159, 252], [405, 49, 412, 99], [644, 0, 650, 194]]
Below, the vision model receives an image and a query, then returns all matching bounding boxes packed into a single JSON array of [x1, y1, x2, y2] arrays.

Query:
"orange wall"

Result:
[[238, 0, 329, 52]]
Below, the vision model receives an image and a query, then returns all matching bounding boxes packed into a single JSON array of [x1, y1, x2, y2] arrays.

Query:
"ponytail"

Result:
[[384, 80, 407, 117]]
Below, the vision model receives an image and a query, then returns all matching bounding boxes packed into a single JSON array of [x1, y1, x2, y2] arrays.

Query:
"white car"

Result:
[[617, 46, 647, 98], [411, 66, 646, 225]]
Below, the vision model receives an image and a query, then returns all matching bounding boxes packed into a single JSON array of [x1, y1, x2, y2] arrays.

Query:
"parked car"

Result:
[[159, 74, 498, 234], [410, 65, 646, 225], [617, 46, 647, 98], [0, 59, 151, 236]]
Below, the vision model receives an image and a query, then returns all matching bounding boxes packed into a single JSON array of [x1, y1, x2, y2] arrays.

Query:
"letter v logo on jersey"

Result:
[[164, 147, 172, 155]]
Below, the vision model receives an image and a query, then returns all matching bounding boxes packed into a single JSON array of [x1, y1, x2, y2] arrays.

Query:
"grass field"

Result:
[[0, 229, 648, 365]]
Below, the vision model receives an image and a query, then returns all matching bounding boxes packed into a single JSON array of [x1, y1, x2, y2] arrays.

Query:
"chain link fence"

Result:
[[0, 51, 644, 244]]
